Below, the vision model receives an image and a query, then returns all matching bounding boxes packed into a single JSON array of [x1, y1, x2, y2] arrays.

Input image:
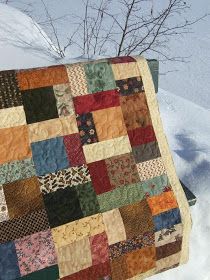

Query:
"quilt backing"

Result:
[[0, 56, 192, 280]]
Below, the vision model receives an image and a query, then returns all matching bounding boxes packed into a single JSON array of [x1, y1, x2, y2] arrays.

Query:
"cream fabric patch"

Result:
[[52, 213, 105, 249], [156, 252, 181, 271], [136, 157, 166, 181], [66, 64, 88, 96], [0, 186, 9, 222], [57, 236, 92, 277], [112, 62, 140, 80], [83, 135, 132, 163], [28, 115, 78, 143], [102, 209, 126, 245], [0, 106, 26, 129]]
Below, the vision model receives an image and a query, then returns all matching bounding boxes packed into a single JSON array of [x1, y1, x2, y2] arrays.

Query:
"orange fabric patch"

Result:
[[92, 106, 127, 141], [0, 125, 31, 164], [147, 191, 178, 216], [125, 246, 156, 277], [120, 93, 151, 130], [17, 65, 69, 90]]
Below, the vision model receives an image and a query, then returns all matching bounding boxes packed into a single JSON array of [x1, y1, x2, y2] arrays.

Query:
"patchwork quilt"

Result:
[[0, 56, 192, 280]]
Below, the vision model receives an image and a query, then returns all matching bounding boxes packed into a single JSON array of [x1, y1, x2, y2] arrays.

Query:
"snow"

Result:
[[150, 89, 210, 280], [0, 2, 210, 280]]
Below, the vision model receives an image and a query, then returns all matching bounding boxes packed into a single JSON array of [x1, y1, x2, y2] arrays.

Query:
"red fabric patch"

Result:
[[89, 232, 109, 265], [61, 261, 111, 280], [88, 160, 112, 195], [128, 125, 156, 147], [73, 90, 120, 114], [109, 56, 136, 64], [63, 133, 86, 166]]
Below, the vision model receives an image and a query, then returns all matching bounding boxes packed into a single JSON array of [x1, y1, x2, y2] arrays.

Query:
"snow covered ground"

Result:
[[0, 2, 210, 280]]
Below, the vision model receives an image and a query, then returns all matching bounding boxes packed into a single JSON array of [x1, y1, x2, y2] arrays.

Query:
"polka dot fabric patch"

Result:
[[0, 57, 191, 280]]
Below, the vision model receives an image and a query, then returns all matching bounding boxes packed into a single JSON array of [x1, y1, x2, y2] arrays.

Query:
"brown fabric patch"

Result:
[[0, 125, 32, 165], [125, 246, 156, 278], [3, 176, 44, 219], [110, 255, 128, 280], [156, 239, 182, 260], [120, 93, 151, 130], [119, 200, 154, 239], [0, 70, 22, 109], [0, 209, 49, 244], [17, 65, 69, 90], [105, 153, 140, 189]]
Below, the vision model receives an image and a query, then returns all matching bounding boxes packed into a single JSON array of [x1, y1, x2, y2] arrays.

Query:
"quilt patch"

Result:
[[0, 56, 191, 280]]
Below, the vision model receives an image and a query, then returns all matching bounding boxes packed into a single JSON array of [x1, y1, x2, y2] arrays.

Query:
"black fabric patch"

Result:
[[116, 77, 144, 96], [0, 70, 22, 109], [43, 187, 84, 228], [21, 86, 59, 124]]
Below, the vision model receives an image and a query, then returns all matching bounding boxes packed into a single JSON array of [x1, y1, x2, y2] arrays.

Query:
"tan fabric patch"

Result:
[[112, 62, 140, 80], [102, 209, 126, 245], [0, 106, 26, 129], [66, 64, 88, 96], [156, 252, 181, 272], [83, 135, 131, 163], [92, 106, 127, 142], [136, 157, 166, 181], [57, 236, 92, 277], [52, 213, 105, 249], [0, 125, 31, 164], [28, 115, 78, 143]]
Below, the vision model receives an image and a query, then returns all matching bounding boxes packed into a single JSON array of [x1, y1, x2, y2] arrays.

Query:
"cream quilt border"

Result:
[[133, 56, 192, 271]]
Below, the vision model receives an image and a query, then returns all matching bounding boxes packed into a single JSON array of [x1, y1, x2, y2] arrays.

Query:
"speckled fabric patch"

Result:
[[0, 56, 191, 280]]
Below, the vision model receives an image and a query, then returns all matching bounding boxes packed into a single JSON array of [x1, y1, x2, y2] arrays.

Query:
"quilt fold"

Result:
[[0, 56, 192, 280]]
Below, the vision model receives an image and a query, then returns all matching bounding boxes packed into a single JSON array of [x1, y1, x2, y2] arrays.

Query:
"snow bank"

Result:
[[0, 3, 59, 70]]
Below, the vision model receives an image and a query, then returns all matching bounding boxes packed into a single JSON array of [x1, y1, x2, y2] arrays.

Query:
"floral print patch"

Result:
[[76, 112, 98, 145], [84, 62, 116, 93], [53, 83, 75, 117], [116, 77, 144, 96], [105, 153, 140, 189], [15, 229, 57, 276]]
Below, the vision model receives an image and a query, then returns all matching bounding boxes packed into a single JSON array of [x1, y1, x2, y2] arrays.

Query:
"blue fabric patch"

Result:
[[153, 208, 181, 232], [0, 241, 20, 280], [31, 137, 69, 176]]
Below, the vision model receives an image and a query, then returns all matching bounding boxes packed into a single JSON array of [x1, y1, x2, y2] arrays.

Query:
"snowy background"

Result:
[[0, 1, 210, 279]]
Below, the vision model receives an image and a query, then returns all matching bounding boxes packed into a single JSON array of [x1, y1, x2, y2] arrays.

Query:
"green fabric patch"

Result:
[[0, 158, 36, 185], [76, 181, 100, 216], [97, 182, 145, 212], [84, 61, 116, 93], [18, 265, 59, 280], [141, 174, 170, 197]]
